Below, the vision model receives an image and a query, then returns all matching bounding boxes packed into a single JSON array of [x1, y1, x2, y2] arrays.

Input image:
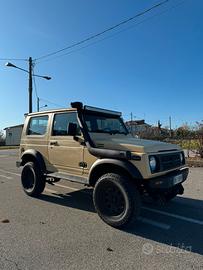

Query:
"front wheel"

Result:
[[21, 161, 46, 197], [93, 173, 141, 228]]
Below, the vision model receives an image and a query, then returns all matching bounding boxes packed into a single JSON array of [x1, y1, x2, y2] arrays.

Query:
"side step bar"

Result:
[[46, 172, 88, 185]]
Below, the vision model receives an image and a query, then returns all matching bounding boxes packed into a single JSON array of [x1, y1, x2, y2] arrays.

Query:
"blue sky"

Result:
[[0, 0, 202, 131]]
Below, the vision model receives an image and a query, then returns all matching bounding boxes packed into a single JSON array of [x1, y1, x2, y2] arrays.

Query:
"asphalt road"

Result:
[[0, 149, 203, 270]]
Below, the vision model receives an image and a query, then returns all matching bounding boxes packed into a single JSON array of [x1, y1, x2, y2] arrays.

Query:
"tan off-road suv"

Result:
[[17, 102, 188, 228]]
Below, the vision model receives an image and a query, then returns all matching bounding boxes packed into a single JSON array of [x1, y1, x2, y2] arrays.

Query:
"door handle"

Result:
[[50, 141, 58, 146]]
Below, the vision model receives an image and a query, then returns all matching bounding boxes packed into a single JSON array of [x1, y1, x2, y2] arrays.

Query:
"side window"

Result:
[[27, 115, 48, 135], [52, 112, 80, 136]]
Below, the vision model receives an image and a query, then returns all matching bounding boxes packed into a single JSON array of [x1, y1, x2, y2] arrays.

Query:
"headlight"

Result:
[[149, 156, 157, 172]]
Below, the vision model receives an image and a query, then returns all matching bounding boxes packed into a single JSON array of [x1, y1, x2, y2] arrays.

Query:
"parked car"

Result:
[[17, 102, 188, 228]]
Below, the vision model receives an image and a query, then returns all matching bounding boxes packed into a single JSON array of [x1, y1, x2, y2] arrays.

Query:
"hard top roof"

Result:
[[26, 107, 77, 117], [26, 103, 122, 117]]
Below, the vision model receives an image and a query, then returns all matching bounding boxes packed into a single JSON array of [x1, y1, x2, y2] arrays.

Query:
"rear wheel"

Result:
[[21, 161, 46, 197], [93, 173, 141, 228]]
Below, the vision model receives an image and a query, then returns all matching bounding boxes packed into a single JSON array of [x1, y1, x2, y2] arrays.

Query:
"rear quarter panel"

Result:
[[20, 114, 53, 171]]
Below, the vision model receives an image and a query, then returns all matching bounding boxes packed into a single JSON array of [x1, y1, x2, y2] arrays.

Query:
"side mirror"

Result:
[[67, 123, 77, 136]]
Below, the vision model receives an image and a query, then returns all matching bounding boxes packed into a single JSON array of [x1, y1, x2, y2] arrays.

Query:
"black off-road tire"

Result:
[[93, 173, 141, 228], [21, 161, 46, 197]]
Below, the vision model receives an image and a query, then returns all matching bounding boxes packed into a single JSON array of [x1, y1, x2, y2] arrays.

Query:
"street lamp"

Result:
[[37, 97, 48, 111], [5, 57, 51, 113], [39, 104, 48, 110]]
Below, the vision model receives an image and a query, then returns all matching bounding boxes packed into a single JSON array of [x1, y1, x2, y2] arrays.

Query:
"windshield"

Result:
[[84, 113, 129, 135]]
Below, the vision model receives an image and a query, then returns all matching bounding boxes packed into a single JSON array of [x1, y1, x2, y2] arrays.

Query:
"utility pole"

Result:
[[130, 112, 133, 134], [37, 97, 40, 112], [169, 116, 172, 137], [158, 120, 162, 135], [28, 57, 33, 113], [158, 120, 162, 129]]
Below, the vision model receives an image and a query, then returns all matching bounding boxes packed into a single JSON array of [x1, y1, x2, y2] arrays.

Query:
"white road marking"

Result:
[[138, 217, 170, 230], [142, 207, 203, 226], [0, 169, 20, 177], [0, 174, 12, 179]]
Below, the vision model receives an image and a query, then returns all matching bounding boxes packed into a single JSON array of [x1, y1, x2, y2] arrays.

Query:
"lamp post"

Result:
[[40, 104, 48, 110], [5, 57, 51, 113], [37, 97, 47, 111]]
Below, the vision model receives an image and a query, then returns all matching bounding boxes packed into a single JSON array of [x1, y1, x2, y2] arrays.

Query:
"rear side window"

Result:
[[52, 112, 80, 136], [27, 115, 48, 135]]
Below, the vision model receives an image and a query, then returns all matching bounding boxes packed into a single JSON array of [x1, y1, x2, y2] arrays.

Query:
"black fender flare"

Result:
[[21, 149, 46, 173], [88, 158, 143, 186]]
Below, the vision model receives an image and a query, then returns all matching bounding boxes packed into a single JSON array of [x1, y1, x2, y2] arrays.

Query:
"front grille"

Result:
[[159, 152, 182, 171]]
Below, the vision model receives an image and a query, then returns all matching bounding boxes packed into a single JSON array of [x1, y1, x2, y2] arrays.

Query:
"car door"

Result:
[[48, 111, 83, 175]]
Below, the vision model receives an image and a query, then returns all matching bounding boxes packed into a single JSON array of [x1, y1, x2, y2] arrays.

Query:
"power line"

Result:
[[32, 66, 62, 110], [35, 0, 169, 62], [32, 65, 38, 99], [37, 0, 185, 64], [0, 58, 27, 61], [39, 98, 66, 108]]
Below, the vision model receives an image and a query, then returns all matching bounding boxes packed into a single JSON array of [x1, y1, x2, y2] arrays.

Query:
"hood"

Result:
[[91, 134, 180, 153]]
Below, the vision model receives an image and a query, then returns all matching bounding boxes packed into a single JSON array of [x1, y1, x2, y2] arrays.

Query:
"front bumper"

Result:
[[146, 167, 189, 190]]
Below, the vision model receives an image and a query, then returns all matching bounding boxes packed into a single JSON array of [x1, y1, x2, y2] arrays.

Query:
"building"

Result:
[[125, 120, 151, 134], [4, 124, 23, 146]]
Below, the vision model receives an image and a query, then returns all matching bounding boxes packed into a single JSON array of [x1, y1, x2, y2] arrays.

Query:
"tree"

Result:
[[195, 121, 203, 158], [175, 123, 195, 139], [0, 130, 5, 146], [174, 124, 198, 158]]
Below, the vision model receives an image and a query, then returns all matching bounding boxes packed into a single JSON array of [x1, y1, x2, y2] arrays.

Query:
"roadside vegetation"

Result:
[[0, 130, 5, 146], [133, 121, 203, 165], [174, 122, 203, 158]]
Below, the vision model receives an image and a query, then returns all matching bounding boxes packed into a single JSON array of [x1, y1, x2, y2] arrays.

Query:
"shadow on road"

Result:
[[38, 189, 203, 256], [39, 189, 95, 213], [126, 196, 203, 256]]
